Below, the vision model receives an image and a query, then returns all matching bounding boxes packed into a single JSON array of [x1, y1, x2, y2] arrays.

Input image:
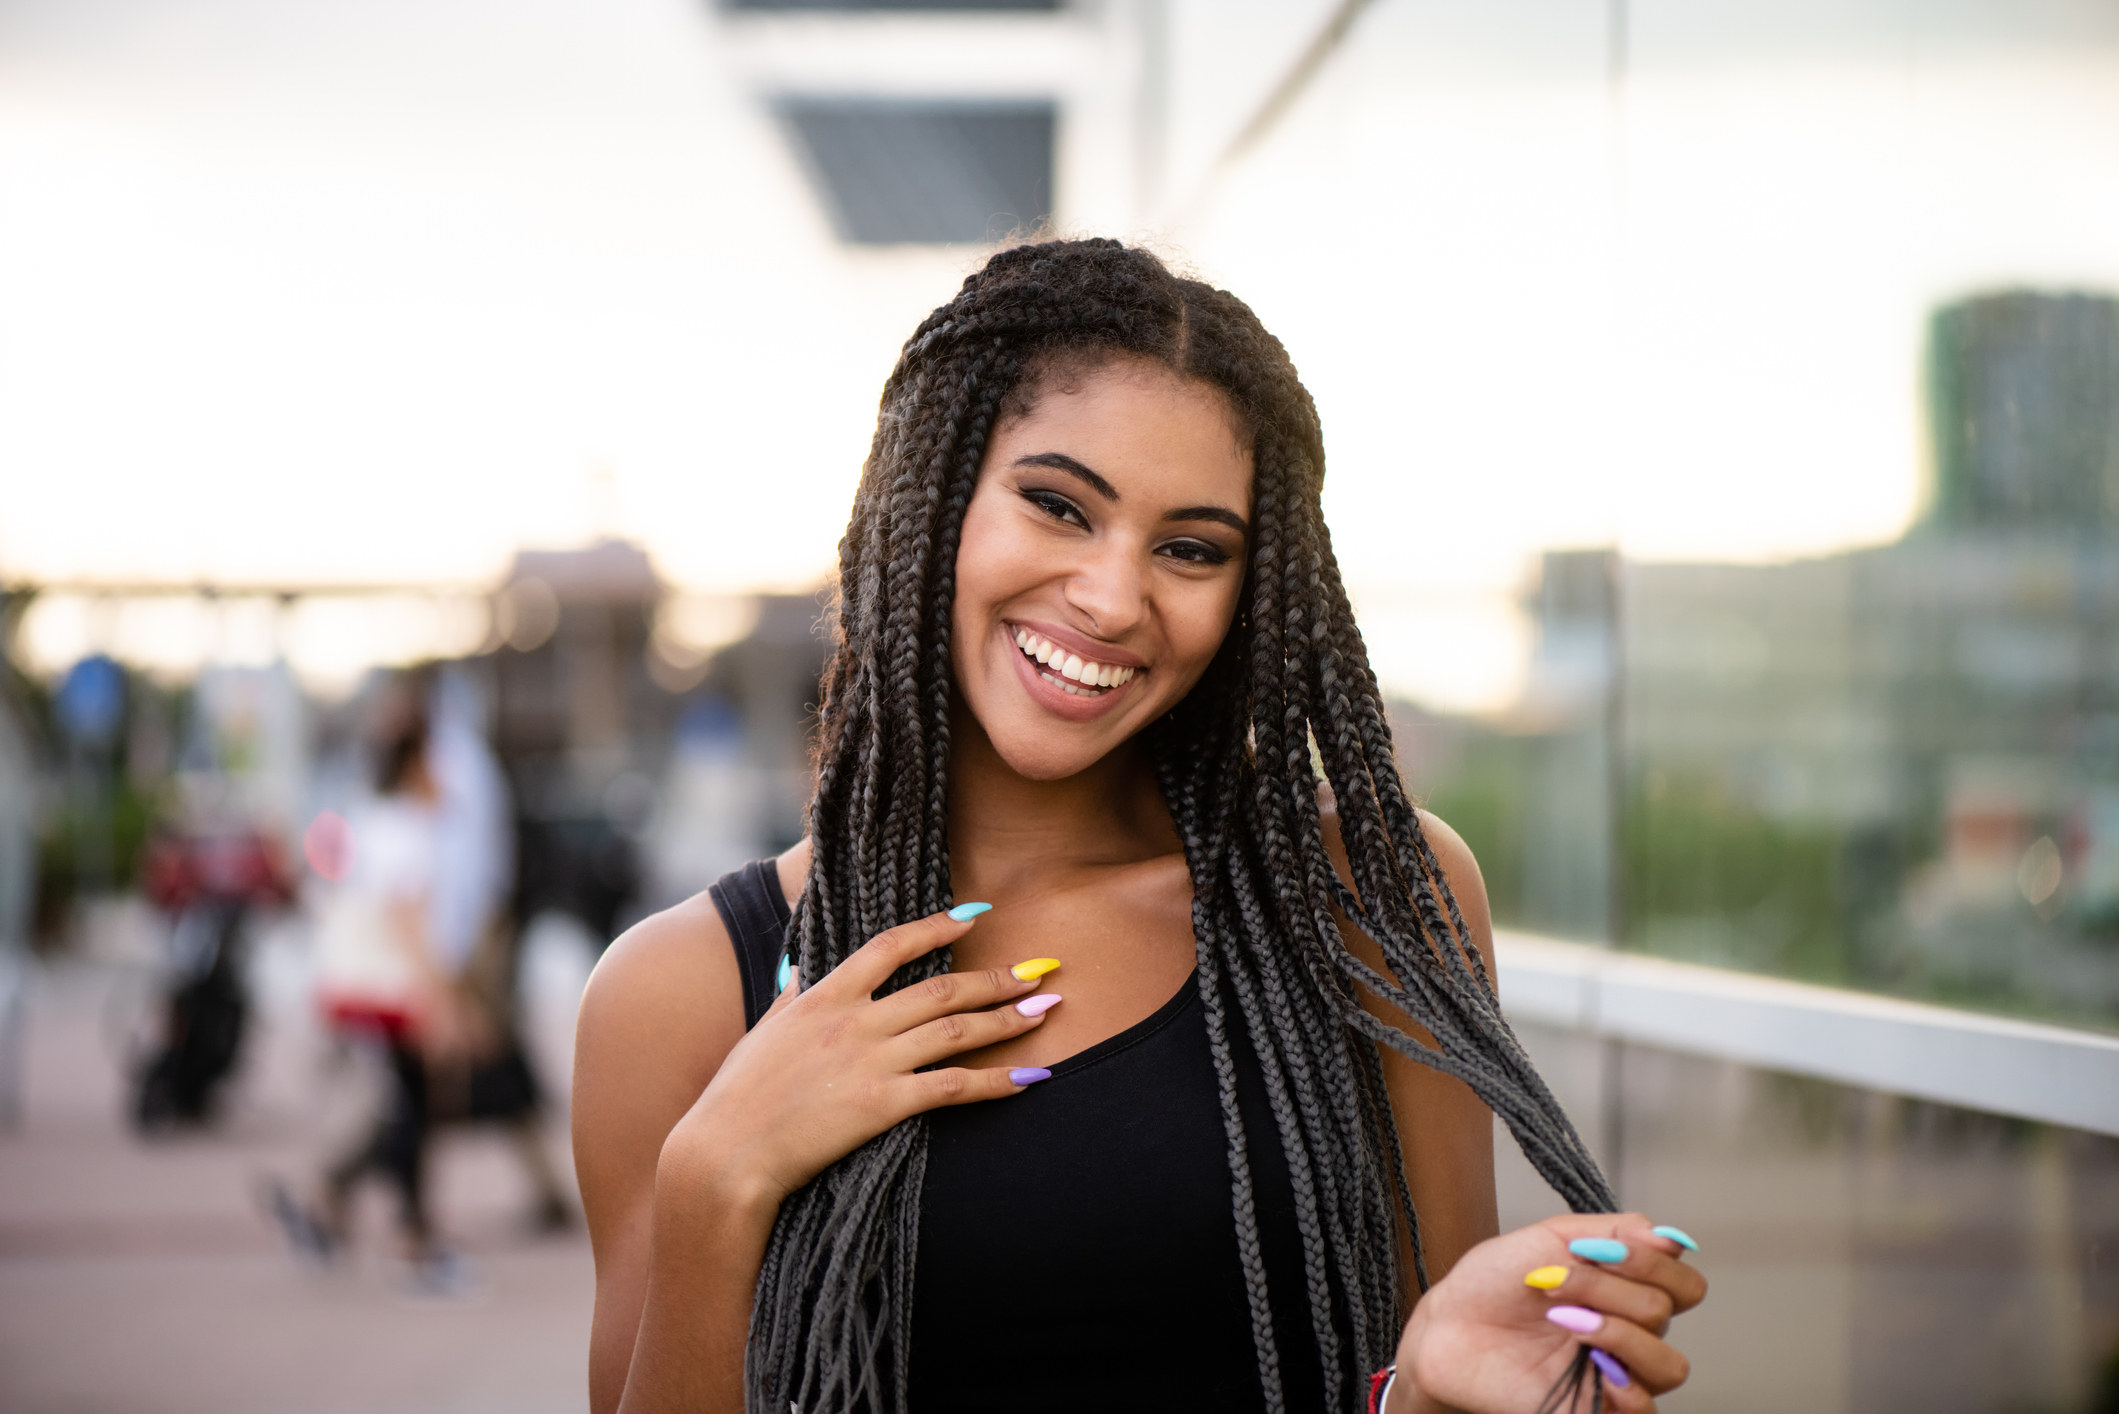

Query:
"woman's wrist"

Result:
[[1384, 1372, 1462, 1414], [1388, 1306, 1470, 1414]]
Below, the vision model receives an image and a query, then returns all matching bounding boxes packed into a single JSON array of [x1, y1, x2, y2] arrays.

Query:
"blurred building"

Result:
[[1460, 290, 2119, 1023], [474, 540, 828, 937], [1926, 291, 2119, 533]]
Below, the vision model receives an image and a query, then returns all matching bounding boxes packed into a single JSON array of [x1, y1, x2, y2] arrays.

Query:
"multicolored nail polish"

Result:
[[1011, 957, 1060, 982], [1008, 1067, 1052, 1086], [1523, 1265, 1569, 1291], [947, 902, 993, 922], [1544, 1305, 1603, 1335], [1652, 1224, 1700, 1253], [1588, 1349, 1631, 1388], [1015, 993, 1062, 1017], [1568, 1238, 1629, 1264]]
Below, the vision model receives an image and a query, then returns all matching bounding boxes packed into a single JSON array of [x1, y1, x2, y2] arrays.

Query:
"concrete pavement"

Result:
[[0, 915, 600, 1414]]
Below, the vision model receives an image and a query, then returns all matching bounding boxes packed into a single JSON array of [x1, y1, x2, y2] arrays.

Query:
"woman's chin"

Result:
[[988, 740, 1109, 783], [979, 716, 1131, 782]]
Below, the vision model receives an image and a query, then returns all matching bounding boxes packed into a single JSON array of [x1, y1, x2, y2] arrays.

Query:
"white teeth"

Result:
[[1012, 628, 1142, 693]]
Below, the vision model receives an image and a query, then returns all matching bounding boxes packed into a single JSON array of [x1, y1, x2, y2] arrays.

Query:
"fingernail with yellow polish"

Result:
[[1524, 1265, 1569, 1291], [1011, 958, 1060, 982]]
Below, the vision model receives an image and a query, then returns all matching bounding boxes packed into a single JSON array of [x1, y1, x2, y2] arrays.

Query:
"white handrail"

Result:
[[1495, 931, 2119, 1137]]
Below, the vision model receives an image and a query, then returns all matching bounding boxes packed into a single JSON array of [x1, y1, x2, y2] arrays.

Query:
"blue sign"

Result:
[[56, 654, 125, 746]]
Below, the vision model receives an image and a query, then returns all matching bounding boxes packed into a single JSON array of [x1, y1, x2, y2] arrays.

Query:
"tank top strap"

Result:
[[707, 859, 793, 1031]]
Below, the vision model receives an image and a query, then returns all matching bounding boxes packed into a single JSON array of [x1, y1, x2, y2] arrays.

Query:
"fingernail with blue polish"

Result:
[[1569, 1238, 1630, 1264], [1008, 1067, 1051, 1086], [947, 902, 993, 922], [1652, 1224, 1699, 1253], [1588, 1349, 1631, 1389], [776, 955, 793, 992]]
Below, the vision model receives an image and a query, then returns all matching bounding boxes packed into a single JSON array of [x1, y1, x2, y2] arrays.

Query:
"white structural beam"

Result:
[[1496, 931, 2119, 1138]]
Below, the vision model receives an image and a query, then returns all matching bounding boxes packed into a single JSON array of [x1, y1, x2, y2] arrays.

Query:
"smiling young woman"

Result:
[[571, 240, 1706, 1414]]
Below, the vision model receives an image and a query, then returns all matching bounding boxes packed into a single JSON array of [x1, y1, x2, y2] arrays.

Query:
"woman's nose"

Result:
[[1062, 545, 1149, 636]]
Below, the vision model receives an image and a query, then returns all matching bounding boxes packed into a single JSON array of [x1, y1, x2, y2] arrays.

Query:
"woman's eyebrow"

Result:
[[1165, 504, 1250, 538], [1015, 452, 1119, 502], [1017, 451, 1247, 538]]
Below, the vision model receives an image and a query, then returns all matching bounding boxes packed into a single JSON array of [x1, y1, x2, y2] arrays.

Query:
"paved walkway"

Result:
[[0, 917, 600, 1414]]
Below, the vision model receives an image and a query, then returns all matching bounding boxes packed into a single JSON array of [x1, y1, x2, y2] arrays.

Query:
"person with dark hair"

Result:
[[275, 686, 476, 1290], [573, 240, 1707, 1413]]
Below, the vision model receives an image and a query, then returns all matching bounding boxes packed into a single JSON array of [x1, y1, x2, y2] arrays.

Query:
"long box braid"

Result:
[[749, 239, 1616, 1414]]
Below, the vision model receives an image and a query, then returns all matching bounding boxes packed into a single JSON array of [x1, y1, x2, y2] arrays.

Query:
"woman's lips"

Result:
[[1010, 625, 1137, 693], [1003, 623, 1137, 721]]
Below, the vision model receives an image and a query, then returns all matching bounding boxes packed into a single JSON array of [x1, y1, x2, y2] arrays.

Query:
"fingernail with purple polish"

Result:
[[1015, 993, 1062, 1017], [1588, 1349, 1631, 1388], [1008, 1067, 1052, 1086], [1544, 1305, 1604, 1335]]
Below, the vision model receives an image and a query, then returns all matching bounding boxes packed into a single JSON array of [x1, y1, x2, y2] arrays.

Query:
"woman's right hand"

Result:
[[657, 906, 1057, 1205]]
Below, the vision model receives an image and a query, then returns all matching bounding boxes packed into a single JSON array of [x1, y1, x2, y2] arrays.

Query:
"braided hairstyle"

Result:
[[751, 239, 1614, 1413]]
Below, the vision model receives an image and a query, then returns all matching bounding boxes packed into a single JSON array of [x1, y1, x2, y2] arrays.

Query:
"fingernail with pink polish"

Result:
[[1015, 993, 1062, 1017], [1588, 1349, 1631, 1388], [1008, 1067, 1052, 1086], [1545, 1305, 1604, 1335]]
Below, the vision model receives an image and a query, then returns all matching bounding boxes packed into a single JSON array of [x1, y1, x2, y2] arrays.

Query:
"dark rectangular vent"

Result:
[[777, 99, 1055, 245]]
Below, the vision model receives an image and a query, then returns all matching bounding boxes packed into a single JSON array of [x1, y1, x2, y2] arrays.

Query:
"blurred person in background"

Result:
[[573, 242, 1708, 1414], [423, 668, 572, 1233], [272, 683, 475, 1290]]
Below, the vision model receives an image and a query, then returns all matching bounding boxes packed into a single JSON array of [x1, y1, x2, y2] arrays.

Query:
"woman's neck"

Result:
[[944, 703, 1179, 898]]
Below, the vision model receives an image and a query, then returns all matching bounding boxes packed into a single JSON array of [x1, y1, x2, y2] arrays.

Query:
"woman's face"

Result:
[[951, 355, 1254, 782]]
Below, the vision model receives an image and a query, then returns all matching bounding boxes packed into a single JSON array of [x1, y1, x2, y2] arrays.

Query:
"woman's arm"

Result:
[[1319, 796, 1501, 1283], [573, 890, 755, 1414], [384, 892, 482, 1059], [1320, 798, 1707, 1411]]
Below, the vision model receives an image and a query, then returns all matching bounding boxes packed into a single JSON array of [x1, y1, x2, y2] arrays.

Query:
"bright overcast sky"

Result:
[[4, 0, 2118, 707]]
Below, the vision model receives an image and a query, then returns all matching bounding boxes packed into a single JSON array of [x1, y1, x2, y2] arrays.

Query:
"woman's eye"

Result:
[[1023, 490, 1087, 528], [1162, 539, 1233, 567]]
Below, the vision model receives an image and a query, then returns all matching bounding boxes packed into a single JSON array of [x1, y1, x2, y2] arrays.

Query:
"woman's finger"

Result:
[[1540, 1220, 1708, 1314], [869, 960, 1043, 1034], [890, 996, 1057, 1069], [1541, 1308, 1690, 1398], [828, 905, 988, 998], [896, 1063, 1052, 1118], [1521, 1263, 1675, 1335]]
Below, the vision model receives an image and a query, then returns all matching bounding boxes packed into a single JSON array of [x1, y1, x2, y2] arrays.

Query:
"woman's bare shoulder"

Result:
[[578, 837, 810, 1052], [1314, 786, 1495, 969], [573, 893, 742, 1139], [572, 841, 810, 1200]]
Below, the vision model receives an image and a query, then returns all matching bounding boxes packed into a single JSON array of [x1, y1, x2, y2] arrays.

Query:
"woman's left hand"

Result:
[[1388, 1213, 1707, 1414]]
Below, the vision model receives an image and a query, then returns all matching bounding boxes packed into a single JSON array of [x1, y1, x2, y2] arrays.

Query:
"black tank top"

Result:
[[709, 860, 1343, 1413]]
